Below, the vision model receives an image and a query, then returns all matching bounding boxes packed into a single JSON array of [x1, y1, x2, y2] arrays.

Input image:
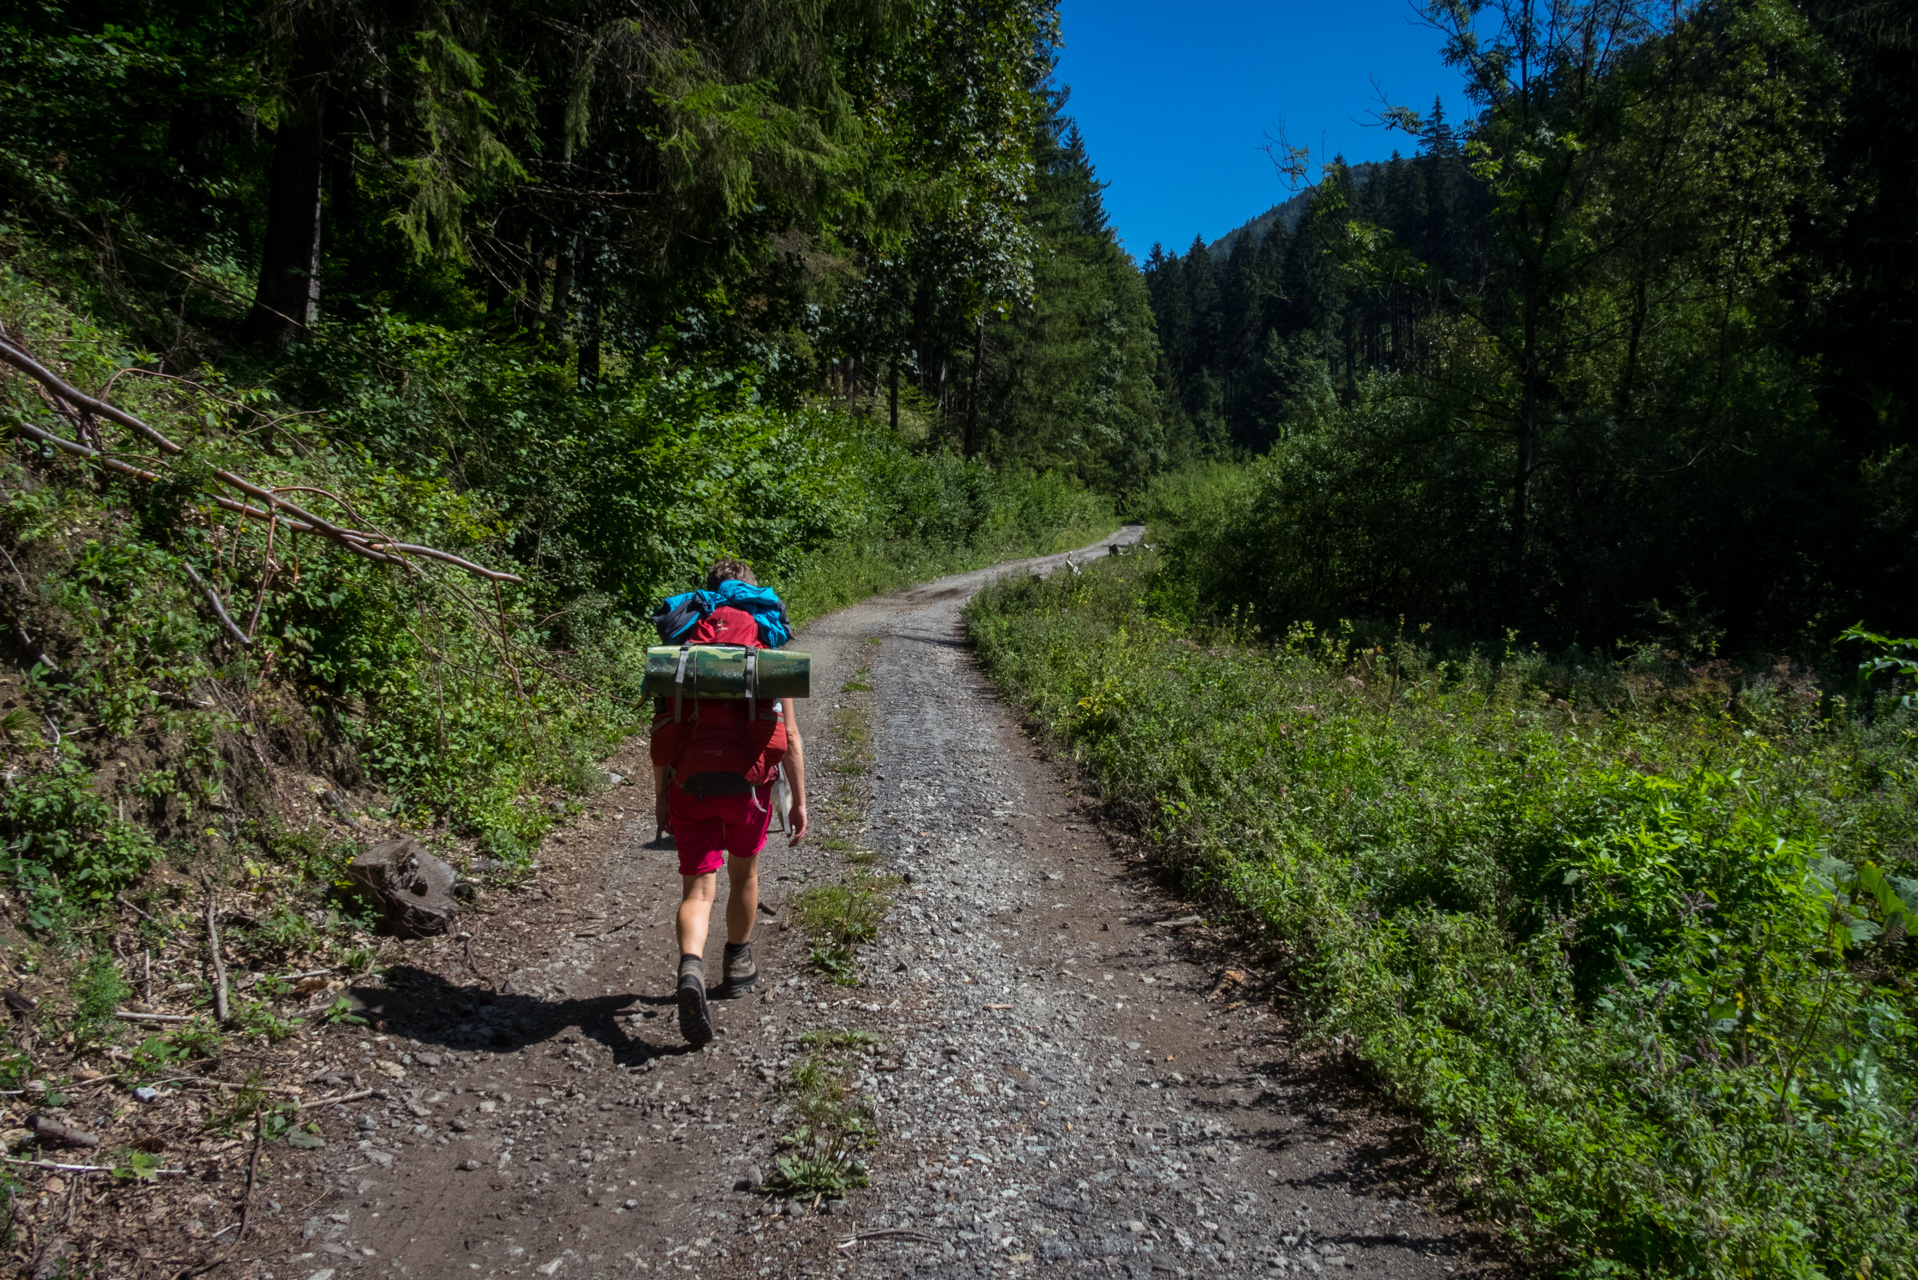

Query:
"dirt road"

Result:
[[256, 532, 1503, 1280]]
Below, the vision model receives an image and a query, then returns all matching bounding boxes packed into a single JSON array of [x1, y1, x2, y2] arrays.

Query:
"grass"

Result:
[[789, 871, 895, 985], [968, 552, 1918, 1280]]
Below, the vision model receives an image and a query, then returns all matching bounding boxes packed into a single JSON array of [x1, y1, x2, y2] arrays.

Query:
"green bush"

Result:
[[1, 761, 159, 931], [969, 554, 1918, 1279]]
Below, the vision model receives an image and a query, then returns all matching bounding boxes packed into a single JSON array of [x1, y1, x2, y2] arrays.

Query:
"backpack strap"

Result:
[[673, 644, 692, 722], [745, 650, 758, 722]]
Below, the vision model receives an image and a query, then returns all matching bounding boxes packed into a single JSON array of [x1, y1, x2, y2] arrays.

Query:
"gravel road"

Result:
[[252, 531, 1507, 1280]]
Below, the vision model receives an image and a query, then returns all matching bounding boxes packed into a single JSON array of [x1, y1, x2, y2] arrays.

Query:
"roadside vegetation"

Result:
[[970, 545, 1918, 1278]]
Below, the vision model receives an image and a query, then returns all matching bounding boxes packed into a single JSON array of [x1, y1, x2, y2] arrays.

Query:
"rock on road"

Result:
[[257, 529, 1505, 1280]]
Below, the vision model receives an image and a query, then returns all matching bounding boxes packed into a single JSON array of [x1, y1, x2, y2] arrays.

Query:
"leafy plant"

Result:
[[69, 952, 127, 1047], [1844, 625, 1918, 708], [109, 1148, 164, 1182], [770, 1052, 876, 1199]]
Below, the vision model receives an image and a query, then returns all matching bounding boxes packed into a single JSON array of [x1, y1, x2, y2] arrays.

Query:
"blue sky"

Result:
[[1055, 0, 1468, 258]]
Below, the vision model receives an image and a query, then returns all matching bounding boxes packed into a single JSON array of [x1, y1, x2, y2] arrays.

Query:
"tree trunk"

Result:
[[547, 238, 576, 345], [248, 77, 326, 348], [519, 232, 546, 339], [577, 289, 601, 390], [967, 319, 984, 455], [889, 355, 900, 431]]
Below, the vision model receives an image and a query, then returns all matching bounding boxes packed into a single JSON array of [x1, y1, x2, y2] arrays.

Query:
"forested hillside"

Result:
[[0, 0, 1163, 1166], [1143, 0, 1917, 654]]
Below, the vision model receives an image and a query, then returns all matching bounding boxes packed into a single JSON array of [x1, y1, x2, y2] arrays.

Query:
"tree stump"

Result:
[[347, 837, 459, 938]]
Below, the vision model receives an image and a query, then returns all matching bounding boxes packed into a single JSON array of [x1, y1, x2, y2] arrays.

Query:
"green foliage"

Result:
[[69, 952, 127, 1046], [0, 761, 160, 931], [772, 1050, 877, 1199], [1845, 625, 1918, 709], [970, 552, 1918, 1279], [790, 873, 894, 985], [109, 1148, 164, 1182]]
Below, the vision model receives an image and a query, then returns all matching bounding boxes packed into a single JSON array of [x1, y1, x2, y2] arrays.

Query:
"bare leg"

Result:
[[677, 872, 717, 958], [725, 856, 759, 945]]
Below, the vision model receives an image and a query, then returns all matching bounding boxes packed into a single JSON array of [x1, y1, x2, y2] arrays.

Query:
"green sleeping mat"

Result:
[[641, 645, 811, 701]]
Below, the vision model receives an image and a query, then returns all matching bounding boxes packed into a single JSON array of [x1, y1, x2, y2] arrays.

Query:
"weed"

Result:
[[790, 872, 894, 985], [798, 1028, 885, 1050], [109, 1148, 164, 1182], [70, 952, 127, 1047], [230, 999, 298, 1044], [166, 1021, 224, 1059], [770, 1052, 876, 1198], [207, 1073, 266, 1136], [320, 996, 367, 1026]]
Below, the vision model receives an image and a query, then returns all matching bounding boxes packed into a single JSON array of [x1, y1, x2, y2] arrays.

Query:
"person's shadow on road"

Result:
[[346, 965, 706, 1068]]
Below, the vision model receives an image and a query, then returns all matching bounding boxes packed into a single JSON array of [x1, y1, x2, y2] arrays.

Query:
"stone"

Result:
[[347, 836, 459, 937], [459, 1159, 484, 1171]]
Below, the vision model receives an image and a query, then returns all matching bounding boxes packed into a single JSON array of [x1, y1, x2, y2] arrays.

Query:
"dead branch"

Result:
[[0, 334, 520, 583], [182, 562, 251, 647], [205, 897, 230, 1025]]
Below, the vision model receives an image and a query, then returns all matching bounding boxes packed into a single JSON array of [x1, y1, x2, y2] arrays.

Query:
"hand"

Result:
[[787, 800, 808, 846]]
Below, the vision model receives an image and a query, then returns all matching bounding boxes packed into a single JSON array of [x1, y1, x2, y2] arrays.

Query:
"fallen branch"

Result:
[[4, 1157, 188, 1176], [114, 1011, 190, 1023], [27, 1115, 99, 1148], [205, 899, 229, 1025], [181, 563, 250, 647], [834, 1228, 944, 1248], [301, 1088, 377, 1110], [0, 335, 520, 584]]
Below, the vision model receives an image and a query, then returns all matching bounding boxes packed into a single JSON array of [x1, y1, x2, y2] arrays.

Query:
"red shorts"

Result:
[[668, 784, 775, 877]]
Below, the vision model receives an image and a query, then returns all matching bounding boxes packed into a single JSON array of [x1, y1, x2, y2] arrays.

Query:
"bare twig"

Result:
[[3, 1157, 188, 1176], [182, 562, 251, 648], [114, 1011, 190, 1023], [243, 511, 278, 639], [465, 932, 490, 982], [205, 898, 229, 1025], [301, 1087, 377, 1110], [233, 1111, 265, 1247], [0, 545, 59, 672], [834, 1228, 944, 1248]]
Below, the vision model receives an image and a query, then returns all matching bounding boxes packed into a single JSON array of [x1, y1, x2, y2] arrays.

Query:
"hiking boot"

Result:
[[723, 940, 757, 996], [676, 955, 713, 1047]]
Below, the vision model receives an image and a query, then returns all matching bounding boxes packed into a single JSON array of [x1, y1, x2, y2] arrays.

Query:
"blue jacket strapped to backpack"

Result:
[[651, 578, 793, 649]]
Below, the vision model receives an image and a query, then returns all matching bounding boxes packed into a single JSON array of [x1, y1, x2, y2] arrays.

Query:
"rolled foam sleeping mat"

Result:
[[642, 645, 810, 700]]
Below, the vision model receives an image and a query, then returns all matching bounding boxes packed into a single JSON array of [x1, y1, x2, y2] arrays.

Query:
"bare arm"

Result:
[[782, 697, 808, 845]]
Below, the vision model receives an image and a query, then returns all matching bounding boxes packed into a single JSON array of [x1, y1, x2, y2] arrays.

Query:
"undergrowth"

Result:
[[969, 553, 1918, 1279]]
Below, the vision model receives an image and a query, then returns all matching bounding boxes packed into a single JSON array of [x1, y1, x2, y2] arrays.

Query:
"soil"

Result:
[[233, 531, 1515, 1280]]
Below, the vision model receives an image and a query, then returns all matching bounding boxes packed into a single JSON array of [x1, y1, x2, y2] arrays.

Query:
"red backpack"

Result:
[[648, 606, 788, 794]]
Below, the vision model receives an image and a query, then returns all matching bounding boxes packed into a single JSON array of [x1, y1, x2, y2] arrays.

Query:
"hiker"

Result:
[[649, 558, 808, 1047]]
